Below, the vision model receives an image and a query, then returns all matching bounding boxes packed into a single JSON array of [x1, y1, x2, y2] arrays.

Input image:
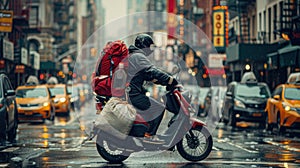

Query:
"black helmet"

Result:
[[134, 34, 155, 55]]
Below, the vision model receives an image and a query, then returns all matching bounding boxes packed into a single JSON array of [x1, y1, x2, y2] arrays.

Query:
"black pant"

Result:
[[129, 94, 165, 135]]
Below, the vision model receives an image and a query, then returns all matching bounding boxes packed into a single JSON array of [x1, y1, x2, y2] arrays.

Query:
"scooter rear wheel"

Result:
[[176, 125, 213, 161], [96, 135, 129, 163]]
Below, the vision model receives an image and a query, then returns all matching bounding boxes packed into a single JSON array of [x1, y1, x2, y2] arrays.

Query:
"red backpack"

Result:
[[91, 40, 128, 98]]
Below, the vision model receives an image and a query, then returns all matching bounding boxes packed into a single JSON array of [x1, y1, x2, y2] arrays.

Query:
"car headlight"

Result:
[[282, 103, 297, 112], [43, 102, 49, 107], [54, 98, 59, 103], [60, 97, 66, 103], [235, 100, 246, 108]]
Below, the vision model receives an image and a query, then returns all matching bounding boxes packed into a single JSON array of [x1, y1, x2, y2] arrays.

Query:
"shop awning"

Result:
[[278, 45, 300, 67], [226, 43, 278, 63]]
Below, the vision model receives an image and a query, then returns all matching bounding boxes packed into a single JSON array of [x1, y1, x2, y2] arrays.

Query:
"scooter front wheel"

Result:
[[96, 135, 129, 163], [176, 125, 213, 161]]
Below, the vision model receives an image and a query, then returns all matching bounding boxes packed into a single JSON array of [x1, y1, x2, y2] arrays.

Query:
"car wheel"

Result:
[[222, 111, 229, 124], [228, 109, 236, 127], [258, 122, 266, 129], [66, 104, 71, 116], [49, 108, 55, 122], [7, 121, 17, 143], [265, 113, 273, 131], [277, 113, 285, 135], [0, 116, 7, 145], [8, 109, 18, 143]]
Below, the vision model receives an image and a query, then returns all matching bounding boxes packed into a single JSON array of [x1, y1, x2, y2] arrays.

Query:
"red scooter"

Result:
[[92, 85, 213, 163]]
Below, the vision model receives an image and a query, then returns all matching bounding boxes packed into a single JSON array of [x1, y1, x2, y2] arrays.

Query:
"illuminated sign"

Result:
[[212, 6, 228, 52], [167, 0, 177, 39], [208, 54, 226, 68], [0, 10, 13, 32]]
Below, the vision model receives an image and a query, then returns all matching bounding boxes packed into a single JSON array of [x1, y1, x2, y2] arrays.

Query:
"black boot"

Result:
[[147, 112, 164, 135]]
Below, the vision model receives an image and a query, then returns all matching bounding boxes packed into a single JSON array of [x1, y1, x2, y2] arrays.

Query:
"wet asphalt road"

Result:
[[1, 101, 300, 168]]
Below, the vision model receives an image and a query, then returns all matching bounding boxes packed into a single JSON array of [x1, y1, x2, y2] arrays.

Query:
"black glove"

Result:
[[166, 78, 178, 91]]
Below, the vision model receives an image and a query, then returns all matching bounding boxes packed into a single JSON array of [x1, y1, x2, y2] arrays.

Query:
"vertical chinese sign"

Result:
[[167, 0, 176, 39], [212, 6, 228, 53]]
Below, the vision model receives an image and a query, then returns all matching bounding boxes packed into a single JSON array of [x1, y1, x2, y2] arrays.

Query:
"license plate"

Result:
[[25, 111, 33, 115], [253, 113, 262, 117]]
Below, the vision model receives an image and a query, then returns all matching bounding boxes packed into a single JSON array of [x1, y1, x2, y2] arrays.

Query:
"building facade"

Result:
[[226, 0, 300, 90]]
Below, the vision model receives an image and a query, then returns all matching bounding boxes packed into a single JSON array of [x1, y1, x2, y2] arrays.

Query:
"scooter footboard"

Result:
[[96, 130, 139, 150]]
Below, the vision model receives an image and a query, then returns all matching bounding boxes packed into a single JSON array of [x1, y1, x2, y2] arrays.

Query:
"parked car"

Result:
[[202, 86, 227, 120], [265, 73, 300, 133], [222, 72, 271, 127], [16, 84, 55, 123], [0, 74, 18, 146], [48, 84, 71, 115]]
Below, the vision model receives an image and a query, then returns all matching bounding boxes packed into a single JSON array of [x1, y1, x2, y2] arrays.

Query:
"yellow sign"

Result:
[[213, 11, 225, 36], [213, 36, 224, 47], [212, 7, 228, 52], [0, 10, 13, 32]]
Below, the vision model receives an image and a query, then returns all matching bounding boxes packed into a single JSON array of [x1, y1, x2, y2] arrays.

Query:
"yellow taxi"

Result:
[[16, 84, 55, 122], [265, 73, 300, 133], [47, 84, 71, 115]]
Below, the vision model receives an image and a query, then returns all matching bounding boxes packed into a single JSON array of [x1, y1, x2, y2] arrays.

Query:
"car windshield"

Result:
[[16, 88, 48, 98], [236, 84, 270, 98], [67, 86, 79, 96], [49, 87, 65, 95], [284, 88, 300, 100]]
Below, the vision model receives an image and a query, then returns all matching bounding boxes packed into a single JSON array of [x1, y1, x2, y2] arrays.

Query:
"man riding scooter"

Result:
[[127, 34, 178, 143]]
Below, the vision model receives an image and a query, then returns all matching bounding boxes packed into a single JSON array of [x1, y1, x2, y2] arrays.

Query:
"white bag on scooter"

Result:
[[95, 97, 136, 139]]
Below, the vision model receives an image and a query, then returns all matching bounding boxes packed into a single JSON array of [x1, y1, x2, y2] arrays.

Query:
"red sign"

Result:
[[167, 0, 176, 39]]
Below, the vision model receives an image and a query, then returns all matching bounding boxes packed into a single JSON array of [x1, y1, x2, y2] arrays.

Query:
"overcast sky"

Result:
[[102, 0, 127, 24]]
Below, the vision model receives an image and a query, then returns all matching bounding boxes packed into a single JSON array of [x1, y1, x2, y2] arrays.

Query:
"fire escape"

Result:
[[227, 0, 255, 44], [276, 0, 300, 45]]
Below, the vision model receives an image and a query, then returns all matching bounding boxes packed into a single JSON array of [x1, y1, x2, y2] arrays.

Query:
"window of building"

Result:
[[273, 4, 277, 40], [29, 6, 39, 26], [263, 10, 266, 39], [259, 13, 262, 31], [268, 8, 271, 42], [279, 1, 283, 30], [252, 15, 256, 42]]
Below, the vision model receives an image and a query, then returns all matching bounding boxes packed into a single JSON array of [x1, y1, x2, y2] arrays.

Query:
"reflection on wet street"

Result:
[[1, 102, 300, 167], [17, 114, 86, 150]]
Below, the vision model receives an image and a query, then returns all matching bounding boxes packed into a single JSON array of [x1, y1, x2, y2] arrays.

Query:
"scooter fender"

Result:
[[190, 117, 206, 128]]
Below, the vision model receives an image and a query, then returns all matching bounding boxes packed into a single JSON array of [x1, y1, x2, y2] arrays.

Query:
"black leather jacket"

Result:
[[127, 45, 171, 111], [127, 45, 171, 96]]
